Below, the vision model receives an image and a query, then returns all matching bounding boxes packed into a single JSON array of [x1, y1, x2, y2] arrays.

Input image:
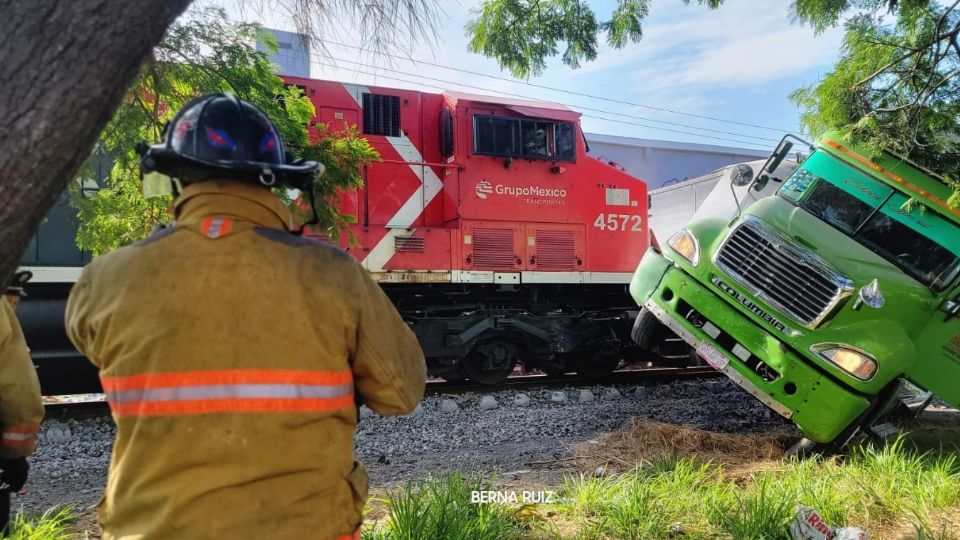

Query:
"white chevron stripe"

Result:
[[344, 84, 445, 271]]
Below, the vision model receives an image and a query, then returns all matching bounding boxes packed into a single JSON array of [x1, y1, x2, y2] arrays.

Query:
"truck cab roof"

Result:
[[818, 131, 960, 225]]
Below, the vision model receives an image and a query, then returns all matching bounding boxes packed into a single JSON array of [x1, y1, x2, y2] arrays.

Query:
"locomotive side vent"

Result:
[[472, 228, 516, 269], [362, 93, 401, 137], [394, 235, 425, 253], [536, 230, 576, 269]]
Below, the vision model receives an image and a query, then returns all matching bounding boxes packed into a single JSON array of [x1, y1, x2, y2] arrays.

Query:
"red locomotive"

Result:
[[284, 77, 652, 383]]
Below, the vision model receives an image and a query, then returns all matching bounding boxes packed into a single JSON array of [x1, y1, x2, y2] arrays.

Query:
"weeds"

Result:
[[363, 472, 522, 540], [5, 506, 77, 540], [362, 433, 960, 539]]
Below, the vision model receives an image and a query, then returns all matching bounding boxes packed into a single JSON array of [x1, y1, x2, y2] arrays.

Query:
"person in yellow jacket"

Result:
[[1, 273, 44, 533], [65, 93, 426, 540]]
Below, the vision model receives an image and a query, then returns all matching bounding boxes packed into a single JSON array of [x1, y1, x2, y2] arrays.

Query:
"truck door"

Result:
[[913, 297, 960, 408]]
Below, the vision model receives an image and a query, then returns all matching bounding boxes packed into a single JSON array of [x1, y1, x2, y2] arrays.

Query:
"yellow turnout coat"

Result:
[[66, 181, 426, 539], [0, 300, 43, 458]]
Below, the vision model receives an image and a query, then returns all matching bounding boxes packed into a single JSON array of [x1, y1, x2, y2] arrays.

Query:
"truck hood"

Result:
[[742, 196, 937, 337]]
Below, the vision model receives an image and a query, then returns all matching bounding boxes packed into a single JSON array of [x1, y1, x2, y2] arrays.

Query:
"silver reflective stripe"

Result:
[[107, 383, 354, 404], [2, 432, 35, 441], [208, 218, 224, 238]]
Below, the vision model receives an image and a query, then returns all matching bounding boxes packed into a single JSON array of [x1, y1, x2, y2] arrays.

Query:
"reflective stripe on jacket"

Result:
[[0, 300, 43, 458], [65, 181, 426, 539]]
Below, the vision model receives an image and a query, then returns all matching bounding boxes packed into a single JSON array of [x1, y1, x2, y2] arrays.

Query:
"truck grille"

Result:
[[714, 217, 852, 328]]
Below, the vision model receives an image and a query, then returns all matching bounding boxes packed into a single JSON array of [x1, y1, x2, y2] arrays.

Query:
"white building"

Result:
[[256, 28, 311, 78], [585, 133, 770, 189]]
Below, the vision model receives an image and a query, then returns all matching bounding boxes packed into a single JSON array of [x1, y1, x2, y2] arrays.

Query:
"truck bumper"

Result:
[[629, 248, 672, 306], [637, 255, 871, 443]]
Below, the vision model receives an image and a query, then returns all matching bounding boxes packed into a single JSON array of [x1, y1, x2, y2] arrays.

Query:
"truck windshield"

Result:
[[778, 151, 960, 290]]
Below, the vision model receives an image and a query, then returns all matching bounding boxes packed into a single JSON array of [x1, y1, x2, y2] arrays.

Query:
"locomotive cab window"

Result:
[[473, 115, 574, 161]]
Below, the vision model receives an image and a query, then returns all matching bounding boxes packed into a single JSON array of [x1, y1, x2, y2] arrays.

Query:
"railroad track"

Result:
[[425, 366, 718, 394], [43, 366, 719, 415]]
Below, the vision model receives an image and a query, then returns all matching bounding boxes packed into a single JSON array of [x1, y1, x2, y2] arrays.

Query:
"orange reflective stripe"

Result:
[[1, 438, 36, 448], [200, 216, 214, 234], [101, 369, 355, 417], [109, 395, 356, 417], [199, 216, 234, 238], [102, 369, 353, 391], [2, 425, 39, 447], [3, 425, 39, 434]]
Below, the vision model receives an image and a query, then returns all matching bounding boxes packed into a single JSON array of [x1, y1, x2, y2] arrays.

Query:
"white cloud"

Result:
[[222, 0, 842, 145], [581, 0, 842, 89]]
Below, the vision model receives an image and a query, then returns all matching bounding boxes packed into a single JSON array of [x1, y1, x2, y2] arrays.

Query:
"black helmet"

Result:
[[139, 93, 319, 190]]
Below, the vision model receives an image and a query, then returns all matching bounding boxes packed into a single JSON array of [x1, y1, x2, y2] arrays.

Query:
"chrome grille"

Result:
[[714, 217, 852, 328]]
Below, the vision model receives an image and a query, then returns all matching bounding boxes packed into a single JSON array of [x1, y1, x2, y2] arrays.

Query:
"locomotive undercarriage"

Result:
[[19, 281, 687, 393], [381, 282, 653, 384]]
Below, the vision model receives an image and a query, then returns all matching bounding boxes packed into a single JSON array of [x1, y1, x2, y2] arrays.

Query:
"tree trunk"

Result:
[[0, 0, 193, 286]]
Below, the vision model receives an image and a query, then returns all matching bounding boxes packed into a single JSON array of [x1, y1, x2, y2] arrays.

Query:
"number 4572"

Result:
[[594, 213, 642, 232]]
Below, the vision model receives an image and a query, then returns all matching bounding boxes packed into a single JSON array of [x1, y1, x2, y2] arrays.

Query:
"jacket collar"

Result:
[[174, 181, 292, 231]]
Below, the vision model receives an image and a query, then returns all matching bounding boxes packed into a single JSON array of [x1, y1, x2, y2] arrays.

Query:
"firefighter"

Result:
[[0, 272, 44, 533], [65, 93, 426, 539]]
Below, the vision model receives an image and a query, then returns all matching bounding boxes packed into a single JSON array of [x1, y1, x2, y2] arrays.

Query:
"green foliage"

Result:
[[363, 472, 522, 540], [710, 476, 795, 539], [791, 1, 960, 188], [547, 437, 960, 539], [364, 439, 960, 538], [73, 8, 377, 255], [466, 0, 603, 79], [5, 506, 77, 540], [464, 1, 920, 78]]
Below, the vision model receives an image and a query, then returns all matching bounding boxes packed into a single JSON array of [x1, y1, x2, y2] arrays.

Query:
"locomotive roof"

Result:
[[444, 91, 580, 122], [443, 91, 571, 111]]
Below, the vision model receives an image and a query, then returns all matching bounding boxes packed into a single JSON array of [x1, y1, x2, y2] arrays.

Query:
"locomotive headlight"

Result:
[[667, 229, 700, 266], [812, 344, 877, 381]]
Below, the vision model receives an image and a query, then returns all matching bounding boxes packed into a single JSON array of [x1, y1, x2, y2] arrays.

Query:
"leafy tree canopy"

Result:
[[465, 1, 899, 78], [467, 1, 960, 192], [791, 1, 960, 190], [74, 8, 378, 255]]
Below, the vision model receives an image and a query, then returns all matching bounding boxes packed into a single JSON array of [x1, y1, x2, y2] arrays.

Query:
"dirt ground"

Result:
[[14, 386, 960, 538]]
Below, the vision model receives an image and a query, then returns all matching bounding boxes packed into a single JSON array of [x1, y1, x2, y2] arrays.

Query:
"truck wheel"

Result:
[[786, 423, 864, 459], [631, 308, 660, 349]]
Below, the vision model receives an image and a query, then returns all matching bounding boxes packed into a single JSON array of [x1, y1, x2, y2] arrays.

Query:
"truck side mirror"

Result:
[[766, 139, 794, 173], [730, 164, 754, 187], [439, 108, 454, 157]]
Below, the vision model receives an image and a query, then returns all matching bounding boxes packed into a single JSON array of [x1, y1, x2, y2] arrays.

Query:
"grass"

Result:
[[363, 472, 523, 540], [4, 506, 77, 540], [363, 425, 960, 540]]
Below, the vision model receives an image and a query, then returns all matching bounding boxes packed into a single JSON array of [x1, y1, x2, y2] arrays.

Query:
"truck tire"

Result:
[[631, 308, 660, 349]]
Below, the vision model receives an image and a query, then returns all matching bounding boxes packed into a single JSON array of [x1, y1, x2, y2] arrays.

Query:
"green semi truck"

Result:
[[630, 131, 960, 451]]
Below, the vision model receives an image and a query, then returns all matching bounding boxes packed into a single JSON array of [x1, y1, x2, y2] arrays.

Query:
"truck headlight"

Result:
[[811, 344, 877, 381], [667, 229, 699, 266]]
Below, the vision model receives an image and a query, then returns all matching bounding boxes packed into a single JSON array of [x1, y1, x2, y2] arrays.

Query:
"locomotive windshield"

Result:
[[778, 151, 960, 290], [473, 115, 575, 161]]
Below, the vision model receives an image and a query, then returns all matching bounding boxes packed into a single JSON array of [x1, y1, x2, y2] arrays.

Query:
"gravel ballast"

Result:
[[17, 377, 791, 517]]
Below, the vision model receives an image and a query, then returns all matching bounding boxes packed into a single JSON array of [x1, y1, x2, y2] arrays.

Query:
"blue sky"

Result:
[[220, 0, 846, 152]]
